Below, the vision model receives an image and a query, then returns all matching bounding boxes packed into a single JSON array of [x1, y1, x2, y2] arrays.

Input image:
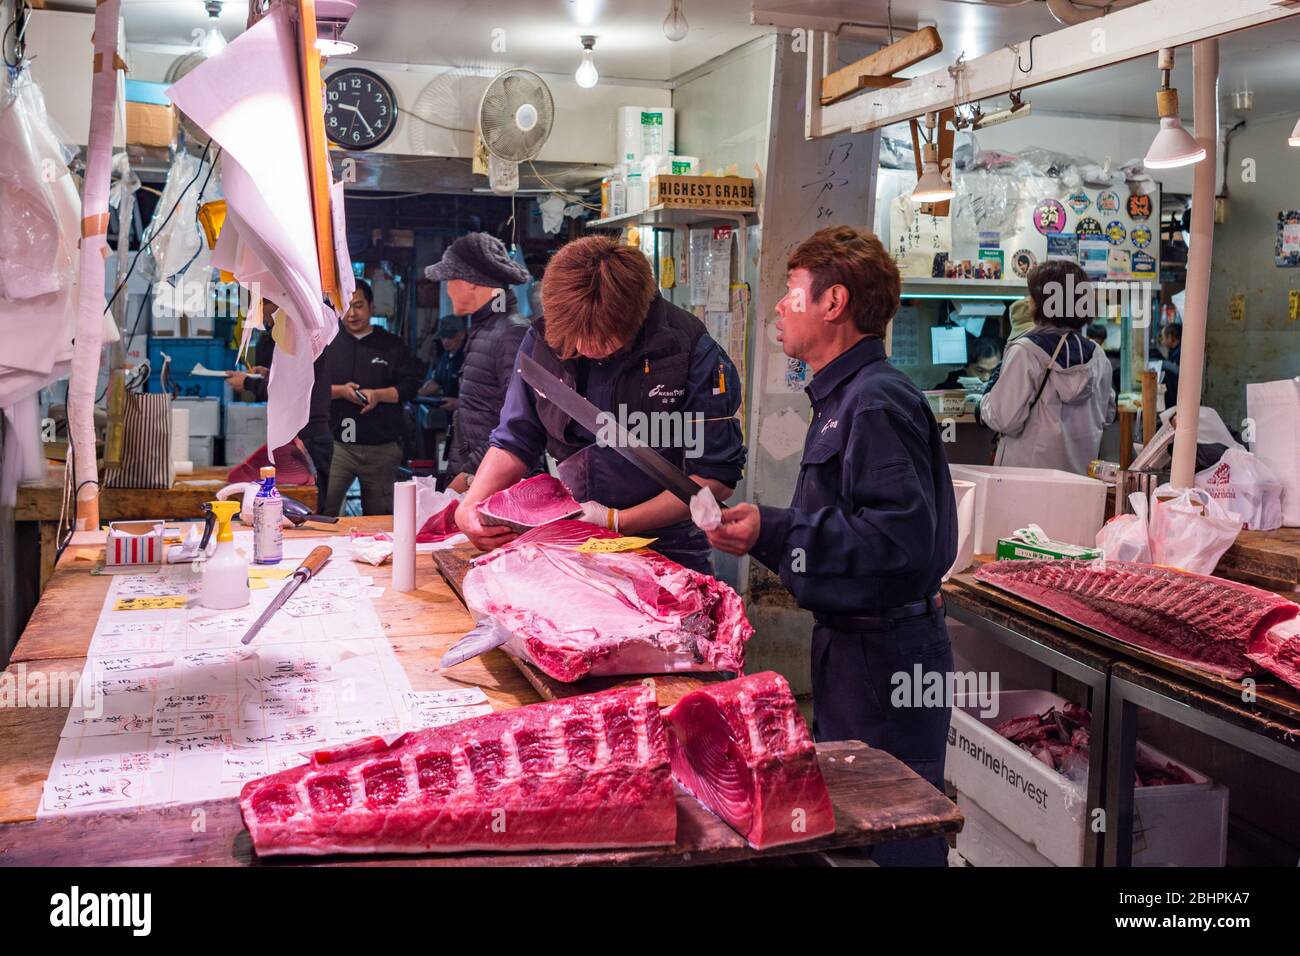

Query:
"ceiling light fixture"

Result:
[[315, 21, 357, 57], [663, 0, 689, 42], [912, 112, 955, 203], [200, 1, 227, 58], [1144, 48, 1206, 169], [574, 35, 599, 89]]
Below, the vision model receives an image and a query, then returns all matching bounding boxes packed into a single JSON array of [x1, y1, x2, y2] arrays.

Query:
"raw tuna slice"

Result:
[[477, 474, 581, 532], [417, 500, 461, 543], [463, 522, 752, 682], [239, 683, 676, 856], [976, 559, 1300, 685], [665, 672, 835, 850]]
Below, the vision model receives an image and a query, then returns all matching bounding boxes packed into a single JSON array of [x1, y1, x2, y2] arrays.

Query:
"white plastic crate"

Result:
[[949, 464, 1107, 554]]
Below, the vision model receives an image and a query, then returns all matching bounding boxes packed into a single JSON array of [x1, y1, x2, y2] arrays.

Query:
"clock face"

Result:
[[324, 69, 397, 150]]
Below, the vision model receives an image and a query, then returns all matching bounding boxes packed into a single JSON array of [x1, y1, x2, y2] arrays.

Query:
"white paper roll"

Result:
[[393, 479, 417, 592], [170, 407, 190, 462]]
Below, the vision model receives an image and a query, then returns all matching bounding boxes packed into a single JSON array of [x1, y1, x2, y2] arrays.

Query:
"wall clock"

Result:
[[324, 68, 397, 150]]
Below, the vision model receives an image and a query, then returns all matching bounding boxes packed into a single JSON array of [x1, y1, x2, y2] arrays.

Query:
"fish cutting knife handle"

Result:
[[298, 546, 332, 580]]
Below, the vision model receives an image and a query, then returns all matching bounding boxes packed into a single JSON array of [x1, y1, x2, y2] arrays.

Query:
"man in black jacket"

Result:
[[227, 303, 334, 505], [424, 233, 534, 492], [321, 279, 423, 515]]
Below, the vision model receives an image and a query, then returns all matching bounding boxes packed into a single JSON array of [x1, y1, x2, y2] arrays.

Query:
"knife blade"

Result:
[[517, 352, 722, 510], [240, 545, 332, 645]]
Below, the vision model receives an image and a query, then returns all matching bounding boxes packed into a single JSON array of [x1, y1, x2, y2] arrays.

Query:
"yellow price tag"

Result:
[[249, 578, 269, 590], [114, 596, 188, 611], [577, 536, 658, 554], [248, 566, 293, 580]]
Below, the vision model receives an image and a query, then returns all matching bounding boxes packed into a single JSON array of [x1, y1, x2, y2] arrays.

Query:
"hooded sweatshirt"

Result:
[[978, 328, 1114, 474]]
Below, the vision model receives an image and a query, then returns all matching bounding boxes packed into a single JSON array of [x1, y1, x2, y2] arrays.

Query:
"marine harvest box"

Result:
[[647, 175, 755, 209], [946, 689, 1227, 867]]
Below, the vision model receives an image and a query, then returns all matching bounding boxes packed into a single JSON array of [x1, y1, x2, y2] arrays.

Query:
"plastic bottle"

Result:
[[252, 465, 283, 564], [200, 500, 250, 610]]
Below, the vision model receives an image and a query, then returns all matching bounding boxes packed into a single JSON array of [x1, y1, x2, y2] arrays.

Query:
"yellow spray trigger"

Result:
[[207, 500, 241, 543]]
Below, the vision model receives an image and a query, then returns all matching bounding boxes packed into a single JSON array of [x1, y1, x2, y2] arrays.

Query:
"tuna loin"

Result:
[[976, 559, 1300, 686], [477, 474, 581, 532], [665, 672, 835, 849], [463, 520, 752, 682], [239, 683, 676, 856]]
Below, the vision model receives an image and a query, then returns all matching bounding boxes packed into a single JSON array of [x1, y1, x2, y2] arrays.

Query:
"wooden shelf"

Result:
[[587, 204, 756, 230]]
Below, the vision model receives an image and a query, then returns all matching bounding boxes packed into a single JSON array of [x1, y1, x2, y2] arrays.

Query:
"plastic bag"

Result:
[[1096, 492, 1151, 563], [1148, 484, 1242, 575], [1195, 447, 1283, 532]]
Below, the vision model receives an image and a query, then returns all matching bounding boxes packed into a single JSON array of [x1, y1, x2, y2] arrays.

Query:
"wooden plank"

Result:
[[819, 26, 942, 105], [294, 0, 340, 310], [0, 742, 962, 866], [431, 548, 723, 709]]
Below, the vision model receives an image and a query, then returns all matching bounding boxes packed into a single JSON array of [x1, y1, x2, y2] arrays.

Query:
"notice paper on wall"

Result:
[[931, 325, 969, 366], [889, 306, 921, 366]]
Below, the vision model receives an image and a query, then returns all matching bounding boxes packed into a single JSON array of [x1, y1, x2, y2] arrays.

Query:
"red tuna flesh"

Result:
[[477, 474, 581, 531]]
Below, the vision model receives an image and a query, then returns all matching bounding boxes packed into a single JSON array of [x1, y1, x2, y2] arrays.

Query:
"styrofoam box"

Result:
[[226, 402, 267, 438], [947, 689, 1227, 867], [174, 397, 221, 437], [223, 437, 259, 469], [949, 464, 1107, 554], [189, 436, 214, 469]]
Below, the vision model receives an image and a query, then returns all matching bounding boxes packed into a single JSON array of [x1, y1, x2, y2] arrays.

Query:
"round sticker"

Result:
[[1011, 249, 1037, 278], [1127, 193, 1153, 221], [1132, 251, 1157, 276], [1131, 225, 1153, 249], [1033, 199, 1067, 235], [1105, 220, 1128, 246], [1075, 217, 1104, 239], [1097, 191, 1121, 214], [1067, 192, 1091, 214]]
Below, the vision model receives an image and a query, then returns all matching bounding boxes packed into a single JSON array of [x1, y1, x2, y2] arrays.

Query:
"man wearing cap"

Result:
[[425, 233, 537, 492], [417, 314, 467, 463]]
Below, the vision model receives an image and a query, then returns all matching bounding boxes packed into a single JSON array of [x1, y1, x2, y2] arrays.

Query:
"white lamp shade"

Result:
[[913, 162, 955, 203], [1145, 117, 1206, 169], [1290, 116, 1300, 147]]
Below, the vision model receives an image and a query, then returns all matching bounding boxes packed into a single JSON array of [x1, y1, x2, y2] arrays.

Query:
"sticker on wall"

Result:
[[1046, 233, 1078, 261], [1097, 191, 1121, 215], [1011, 249, 1037, 278], [1078, 239, 1109, 280], [1127, 193, 1153, 221], [1105, 220, 1128, 246], [1107, 247, 1132, 279], [1131, 251, 1157, 278], [978, 230, 1001, 250], [1033, 199, 1068, 235], [1229, 293, 1246, 323], [1130, 224, 1153, 249], [1276, 210, 1300, 267], [1075, 217, 1104, 240], [1067, 192, 1091, 214], [978, 249, 1004, 279]]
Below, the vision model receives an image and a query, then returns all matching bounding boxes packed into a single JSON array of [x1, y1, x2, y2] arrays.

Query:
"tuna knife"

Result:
[[240, 545, 332, 645]]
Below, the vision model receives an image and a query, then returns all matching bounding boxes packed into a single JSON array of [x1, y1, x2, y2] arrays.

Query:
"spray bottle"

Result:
[[253, 465, 284, 564], [200, 500, 250, 610]]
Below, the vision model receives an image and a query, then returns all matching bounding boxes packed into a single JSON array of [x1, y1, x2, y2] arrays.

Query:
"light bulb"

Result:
[[201, 25, 227, 57], [1289, 116, 1300, 148], [575, 40, 598, 88], [664, 0, 689, 42]]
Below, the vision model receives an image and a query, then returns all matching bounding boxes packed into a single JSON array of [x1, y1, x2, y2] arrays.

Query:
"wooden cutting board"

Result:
[[431, 547, 723, 709]]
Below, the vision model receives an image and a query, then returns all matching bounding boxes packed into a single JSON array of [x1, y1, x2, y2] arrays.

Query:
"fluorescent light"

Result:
[[912, 143, 955, 203], [1145, 117, 1206, 169], [575, 36, 598, 89]]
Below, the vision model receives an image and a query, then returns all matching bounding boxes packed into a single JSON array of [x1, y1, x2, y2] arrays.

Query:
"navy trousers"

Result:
[[811, 611, 954, 867]]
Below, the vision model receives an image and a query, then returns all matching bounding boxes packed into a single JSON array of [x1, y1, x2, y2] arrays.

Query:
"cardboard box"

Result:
[[105, 521, 165, 567], [995, 537, 1102, 561], [947, 689, 1228, 867], [126, 101, 177, 148], [949, 464, 1107, 554], [648, 175, 754, 210], [174, 398, 221, 437]]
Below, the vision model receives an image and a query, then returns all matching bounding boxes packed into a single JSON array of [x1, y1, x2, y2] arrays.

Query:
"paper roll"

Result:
[[393, 479, 417, 592], [171, 407, 190, 463]]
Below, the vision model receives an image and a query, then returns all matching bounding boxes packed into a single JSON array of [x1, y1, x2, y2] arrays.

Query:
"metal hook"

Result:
[[1016, 34, 1041, 75]]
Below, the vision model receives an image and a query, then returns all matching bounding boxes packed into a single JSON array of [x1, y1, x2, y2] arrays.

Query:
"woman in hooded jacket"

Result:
[[977, 260, 1115, 474]]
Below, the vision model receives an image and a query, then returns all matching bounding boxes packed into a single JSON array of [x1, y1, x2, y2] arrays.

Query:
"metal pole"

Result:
[[1169, 39, 1218, 489]]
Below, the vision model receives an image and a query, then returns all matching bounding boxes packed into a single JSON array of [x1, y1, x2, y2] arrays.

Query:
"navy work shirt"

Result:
[[751, 337, 958, 616]]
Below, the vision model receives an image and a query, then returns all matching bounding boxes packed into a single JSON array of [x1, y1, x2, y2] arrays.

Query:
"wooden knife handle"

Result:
[[298, 546, 332, 580]]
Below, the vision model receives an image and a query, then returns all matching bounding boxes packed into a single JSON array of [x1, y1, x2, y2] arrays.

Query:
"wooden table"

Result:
[[0, 519, 961, 865]]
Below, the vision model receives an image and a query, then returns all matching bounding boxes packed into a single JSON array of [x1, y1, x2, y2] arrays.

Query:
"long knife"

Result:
[[240, 546, 332, 645], [517, 352, 724, 510]]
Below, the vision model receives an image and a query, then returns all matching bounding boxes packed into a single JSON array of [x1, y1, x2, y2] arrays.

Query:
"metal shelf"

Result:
[[901, 277, 1027, 300]]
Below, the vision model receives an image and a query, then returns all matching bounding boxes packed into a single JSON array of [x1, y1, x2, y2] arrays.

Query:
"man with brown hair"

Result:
[[454, 235, 745, 572], [706, 225, 958, 867]]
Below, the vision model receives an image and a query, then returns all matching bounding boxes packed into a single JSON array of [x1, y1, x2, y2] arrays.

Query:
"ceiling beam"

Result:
[[812, 0, 1300, 137]]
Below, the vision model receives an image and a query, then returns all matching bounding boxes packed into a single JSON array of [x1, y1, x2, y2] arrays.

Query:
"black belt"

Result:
[[816, 593, 944, 632]]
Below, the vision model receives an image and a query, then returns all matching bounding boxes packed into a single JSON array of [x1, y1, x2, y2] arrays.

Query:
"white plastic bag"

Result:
[[1148, 484, 1242, 575], [1247, 379, 1300, 527], [1096, 492, 1151, 563], [1195, 447, 1283, 531]]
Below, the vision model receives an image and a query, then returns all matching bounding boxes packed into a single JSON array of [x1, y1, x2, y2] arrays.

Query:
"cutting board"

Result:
[[431, 547, 724, 709]]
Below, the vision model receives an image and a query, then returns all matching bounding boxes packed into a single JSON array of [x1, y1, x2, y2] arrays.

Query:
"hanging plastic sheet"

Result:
[[167, 6, 340, 454]]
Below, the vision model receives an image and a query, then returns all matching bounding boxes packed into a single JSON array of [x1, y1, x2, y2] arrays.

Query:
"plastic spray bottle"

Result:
[[253, 465, 283, 564], [200, 500, 250, 610]]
